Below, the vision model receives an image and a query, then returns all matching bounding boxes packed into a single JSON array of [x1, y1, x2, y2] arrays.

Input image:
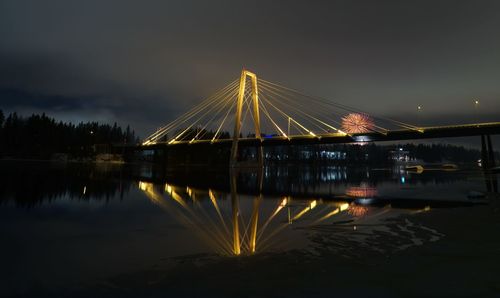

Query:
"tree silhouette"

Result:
[[0, 111, 139, 159]]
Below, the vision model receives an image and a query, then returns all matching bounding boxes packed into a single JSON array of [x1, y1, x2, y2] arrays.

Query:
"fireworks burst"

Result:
[[341, 113, 374, 133]]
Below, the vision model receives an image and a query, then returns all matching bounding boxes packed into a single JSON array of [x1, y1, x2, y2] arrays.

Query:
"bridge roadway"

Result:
[[142, 122, 500, 149]]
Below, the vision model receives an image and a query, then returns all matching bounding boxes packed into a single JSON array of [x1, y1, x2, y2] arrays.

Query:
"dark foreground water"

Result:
[[0, 160, 499, 297]]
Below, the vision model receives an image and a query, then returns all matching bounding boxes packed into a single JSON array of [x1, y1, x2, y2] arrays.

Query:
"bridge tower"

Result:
[[230, 69, 263, 167]]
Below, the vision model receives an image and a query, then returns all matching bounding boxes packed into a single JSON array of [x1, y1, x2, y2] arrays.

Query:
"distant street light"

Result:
[[417, 106, 423, 126], [473, 99, 479, 124]]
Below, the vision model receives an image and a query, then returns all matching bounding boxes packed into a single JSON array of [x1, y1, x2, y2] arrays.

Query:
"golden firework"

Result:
[[341, 113, 374, 133]]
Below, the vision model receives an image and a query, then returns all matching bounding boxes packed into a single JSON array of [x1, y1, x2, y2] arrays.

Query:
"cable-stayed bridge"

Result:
[[140, 69, 500, 167]]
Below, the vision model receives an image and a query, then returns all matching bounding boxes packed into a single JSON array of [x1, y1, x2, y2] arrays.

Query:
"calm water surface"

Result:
[[0, 161, 499, 297]]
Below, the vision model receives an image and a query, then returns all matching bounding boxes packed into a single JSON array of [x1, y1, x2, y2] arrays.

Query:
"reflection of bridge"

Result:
[[135, 160, 492, 256], [137, 174, 480, 256], [139, 180, 352, 256], [140, 69, 499, 168]]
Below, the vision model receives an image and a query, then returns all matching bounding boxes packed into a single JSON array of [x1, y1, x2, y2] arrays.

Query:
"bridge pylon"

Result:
[[230, 69, 263, 167]]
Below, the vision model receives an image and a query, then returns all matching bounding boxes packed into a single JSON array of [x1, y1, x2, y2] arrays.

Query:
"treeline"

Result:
[[0, 110, 139, 159], [401, 143, 480, 163], [0, 161, 133, 207]]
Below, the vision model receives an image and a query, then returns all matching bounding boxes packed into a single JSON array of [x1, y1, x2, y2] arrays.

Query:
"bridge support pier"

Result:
[[481, 134, 498, 193]]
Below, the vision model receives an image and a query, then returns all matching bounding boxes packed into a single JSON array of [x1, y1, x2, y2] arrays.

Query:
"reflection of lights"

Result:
[[310, 200, 317, 209], [318, 208, 339, 221], [292, 200, 317, 221], [346, 186, 377, 198], [139, 181, 233, 256], [354, 198, 376, 205], [165, 184, 172, 194], [249, 197, 261, 254], [83, 186, 87, 195], [339, 203, 349, 211], [266, 197, 288, 223], [139, 181, 395, 257], [353, 135, 372, 143], [139, 181, 148, 191], [314, 202, 350, 223], [348, 205, 369, 217]]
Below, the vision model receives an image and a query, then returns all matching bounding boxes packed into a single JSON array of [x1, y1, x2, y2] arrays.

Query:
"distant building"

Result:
[[389, 147, 410, 162]]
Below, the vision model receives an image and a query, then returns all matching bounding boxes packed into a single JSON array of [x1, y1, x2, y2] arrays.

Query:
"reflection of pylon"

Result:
[[230, 69, 263, 167]]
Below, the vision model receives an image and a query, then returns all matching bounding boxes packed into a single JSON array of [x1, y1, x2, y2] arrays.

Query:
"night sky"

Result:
[[1, 0, 500, 139]]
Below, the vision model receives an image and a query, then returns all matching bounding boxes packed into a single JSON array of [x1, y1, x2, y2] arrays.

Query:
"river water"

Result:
[[0, 160, 499, 297]]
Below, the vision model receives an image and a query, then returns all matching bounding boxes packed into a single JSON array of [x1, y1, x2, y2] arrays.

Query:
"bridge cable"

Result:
[[259, 82, 389, 135], [170, 86, 241, 143], [190, 88, 239, 142], [145, 80, 237, 142], [259, 85, 344, 134], [165, 81, 239, 141], [260, 81, 390, 134], [145, 81, 238, 143], [144, 79, 239, 143], [259, 78, 420, 131]]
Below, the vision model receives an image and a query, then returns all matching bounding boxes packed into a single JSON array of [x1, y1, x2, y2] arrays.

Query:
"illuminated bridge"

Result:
[[140, 69, 500, 167]]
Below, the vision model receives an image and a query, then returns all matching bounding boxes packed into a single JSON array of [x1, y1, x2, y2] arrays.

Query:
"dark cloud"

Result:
[[0, 89, 89, 110], [1, 0, 500, 139]]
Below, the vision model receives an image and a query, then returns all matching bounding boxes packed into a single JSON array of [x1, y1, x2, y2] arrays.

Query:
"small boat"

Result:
[[405, 165, 424, 173], [441, 164, 458, 171]]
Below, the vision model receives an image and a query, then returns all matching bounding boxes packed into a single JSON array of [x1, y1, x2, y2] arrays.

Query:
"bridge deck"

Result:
[[142, 122, 500, 149]]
